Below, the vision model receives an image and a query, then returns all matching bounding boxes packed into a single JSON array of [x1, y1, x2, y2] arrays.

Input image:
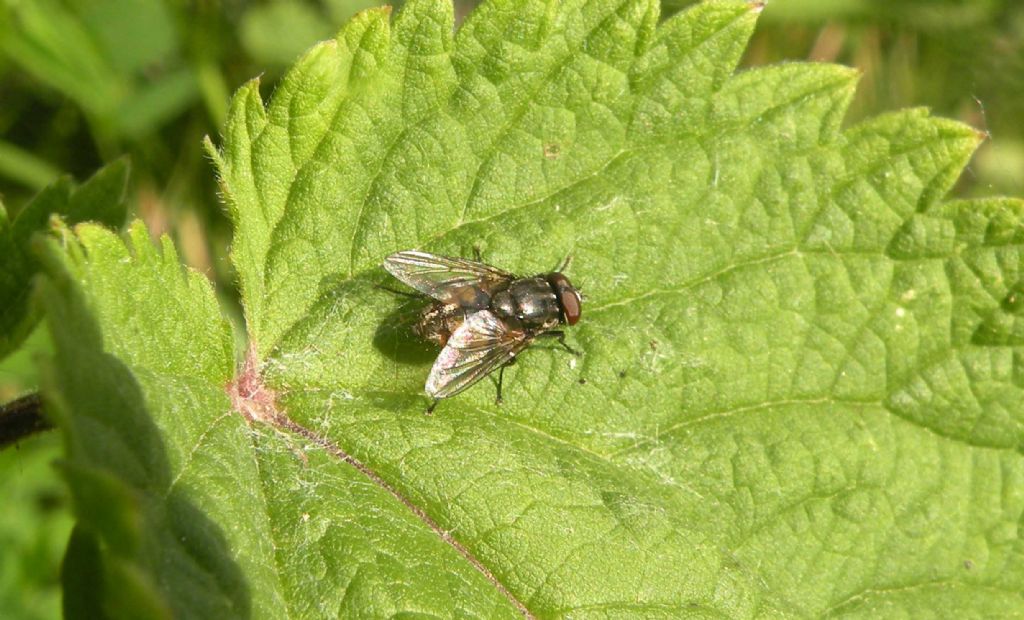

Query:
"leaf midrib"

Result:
[[265, 413, 538, 618]]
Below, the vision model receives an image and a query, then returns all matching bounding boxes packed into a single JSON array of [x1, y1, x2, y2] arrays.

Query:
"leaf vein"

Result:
[[272, 415, 536, 618]]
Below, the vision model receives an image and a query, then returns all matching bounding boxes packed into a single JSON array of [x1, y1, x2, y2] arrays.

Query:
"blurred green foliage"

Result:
[[0, 433, 70, 620], [0, 327, 68, 620], [0, 1, 1020, 618], [727, 0, 1023, 196]]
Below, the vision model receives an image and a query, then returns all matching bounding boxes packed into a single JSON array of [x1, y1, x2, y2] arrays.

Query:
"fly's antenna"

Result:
[[555, 254, 573, 273]]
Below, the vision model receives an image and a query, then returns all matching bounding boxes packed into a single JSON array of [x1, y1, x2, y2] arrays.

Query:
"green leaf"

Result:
[[47, 0, 1024, 616], [0, 159, 128, 360], [41, 221, 521, 617], [62, 525, 109, 620]]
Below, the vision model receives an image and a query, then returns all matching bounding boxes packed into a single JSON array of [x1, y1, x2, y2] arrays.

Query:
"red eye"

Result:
[[560, 288, 581, 325], [548, 272, 582, 326]]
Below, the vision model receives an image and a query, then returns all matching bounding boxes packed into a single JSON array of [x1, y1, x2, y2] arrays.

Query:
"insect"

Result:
[[383, 250, 582, 413]]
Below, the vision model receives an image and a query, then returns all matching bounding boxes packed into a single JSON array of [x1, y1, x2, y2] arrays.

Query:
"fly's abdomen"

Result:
[[415, 303, 466, 347]]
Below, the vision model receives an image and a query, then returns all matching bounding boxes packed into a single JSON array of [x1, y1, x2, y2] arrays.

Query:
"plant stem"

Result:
[[0, 393, 53, 449]]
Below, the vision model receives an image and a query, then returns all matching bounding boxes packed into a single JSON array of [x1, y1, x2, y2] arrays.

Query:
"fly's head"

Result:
[[547, 272, 582, 326]]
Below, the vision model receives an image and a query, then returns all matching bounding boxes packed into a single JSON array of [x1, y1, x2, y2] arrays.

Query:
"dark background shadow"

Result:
[[371, 288, 440, 366]]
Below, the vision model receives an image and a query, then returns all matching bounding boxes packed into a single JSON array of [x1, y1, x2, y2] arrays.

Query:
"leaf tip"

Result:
[[340, 4, 393, 38], [241, 76, 264, 102], [201, 133, 216, 153], [102, 156, 131, 185], [232, 76, 264, 109], [836, 63, 862, 93], [201, 134, 223, 167], [30, 216, 74, 273]]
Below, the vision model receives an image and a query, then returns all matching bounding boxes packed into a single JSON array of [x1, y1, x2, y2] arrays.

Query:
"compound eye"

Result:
[[560, 287, 581, 325], [548, 273, 581, 326]]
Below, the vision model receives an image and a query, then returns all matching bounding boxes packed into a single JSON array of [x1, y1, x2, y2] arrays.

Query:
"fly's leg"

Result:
[[426, 398, 440, 415], [539, 330, 580, 356], [473, 245, 483, 262], [496, 355, 517, 405]]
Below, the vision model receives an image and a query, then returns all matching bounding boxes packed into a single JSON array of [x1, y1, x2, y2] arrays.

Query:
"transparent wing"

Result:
[[425, 310, 531, 399], [383, 250, 516, 308]]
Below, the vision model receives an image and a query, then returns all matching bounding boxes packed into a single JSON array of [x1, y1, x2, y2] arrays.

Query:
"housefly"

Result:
[[383, 250, 582, 413]]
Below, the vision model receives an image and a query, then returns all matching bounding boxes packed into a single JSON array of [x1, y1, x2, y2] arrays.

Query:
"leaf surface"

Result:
[[45, 0, 1024, 616]]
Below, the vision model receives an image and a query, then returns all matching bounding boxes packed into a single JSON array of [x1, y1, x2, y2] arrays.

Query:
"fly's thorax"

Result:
[[491, 290, 517, 320], [491, 276, 562, 330]]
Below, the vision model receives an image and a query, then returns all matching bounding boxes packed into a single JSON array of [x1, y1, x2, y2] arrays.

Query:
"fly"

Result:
[[383, 250, 582, 413]]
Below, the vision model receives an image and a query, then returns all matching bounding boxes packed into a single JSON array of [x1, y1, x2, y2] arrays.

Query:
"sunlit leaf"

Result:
[[45, 0, 1024, 615]]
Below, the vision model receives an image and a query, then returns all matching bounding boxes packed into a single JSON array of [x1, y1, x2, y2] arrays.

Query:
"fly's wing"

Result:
[[425, 310, 531, 399], [383, 250, 516, 309]]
